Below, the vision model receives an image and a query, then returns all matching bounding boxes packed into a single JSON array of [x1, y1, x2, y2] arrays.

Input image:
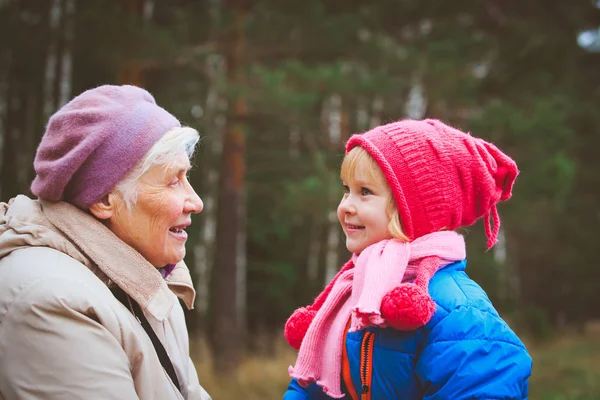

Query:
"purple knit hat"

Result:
[[31, 84, 180, 209]]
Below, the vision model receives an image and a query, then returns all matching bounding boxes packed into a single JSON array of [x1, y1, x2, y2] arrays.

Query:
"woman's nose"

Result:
[[186, 189, 203, 214]]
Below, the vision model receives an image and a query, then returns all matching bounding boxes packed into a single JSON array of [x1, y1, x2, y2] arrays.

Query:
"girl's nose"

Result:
[[338, 195, 356, 214]]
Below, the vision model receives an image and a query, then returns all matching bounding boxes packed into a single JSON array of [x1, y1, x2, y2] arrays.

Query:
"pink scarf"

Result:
[[288, 231, 466, 398]]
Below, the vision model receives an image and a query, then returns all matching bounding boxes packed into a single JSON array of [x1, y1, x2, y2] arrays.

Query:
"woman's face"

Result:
[[107, 150, 203, 267]]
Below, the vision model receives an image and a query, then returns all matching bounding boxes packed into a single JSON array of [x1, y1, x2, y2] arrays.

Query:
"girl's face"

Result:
[[337, 162, 392, 254]]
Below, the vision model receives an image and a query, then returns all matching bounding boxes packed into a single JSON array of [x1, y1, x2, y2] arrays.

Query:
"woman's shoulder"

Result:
[[0, 247, 114, 319], [0, 246, 103, 285]]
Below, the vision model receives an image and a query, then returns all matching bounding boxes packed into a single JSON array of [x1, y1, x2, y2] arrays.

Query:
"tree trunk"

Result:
[[1, 1, 20, 200], [35, 0, 72, 189], [209, 0, 248, 375], [323, 94, 344, 284], [116, 0, 155, 87], [142, 0, 155, 23], [194, 53, 226, 323], [497, 225, 521, 304], [324, 210, 341, 284], [21, 83, 39, 191], [404, 77, 427, 120], [192, 0, 225, 329], [306, 217, 322, 283], [369, 96, 384, 129], [2, 84, 17, 199], [289, 124, 300, 159], [0, 42, 11, 196], [57, 0, 74, 107], [43, 0, 62, 120], [356, 98, 369, 132]]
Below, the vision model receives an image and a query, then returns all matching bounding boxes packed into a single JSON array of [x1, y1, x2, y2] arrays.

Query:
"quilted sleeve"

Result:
[[283, 379, 332, 400], [416, 305, 532, 400]]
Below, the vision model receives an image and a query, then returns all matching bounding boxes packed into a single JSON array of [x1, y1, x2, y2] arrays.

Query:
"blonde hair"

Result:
[[340, 147, 409, 241]]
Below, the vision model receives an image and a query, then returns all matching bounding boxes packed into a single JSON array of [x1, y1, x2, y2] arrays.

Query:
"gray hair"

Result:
[[115, 126, 200, 210]]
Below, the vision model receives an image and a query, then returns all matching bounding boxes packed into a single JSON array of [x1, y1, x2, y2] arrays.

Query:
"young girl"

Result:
[[283, 119, 532, 400]]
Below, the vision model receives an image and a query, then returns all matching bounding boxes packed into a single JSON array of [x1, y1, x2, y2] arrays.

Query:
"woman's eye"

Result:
[[169, 179, 179, 187], [361, 187, 373, 196]]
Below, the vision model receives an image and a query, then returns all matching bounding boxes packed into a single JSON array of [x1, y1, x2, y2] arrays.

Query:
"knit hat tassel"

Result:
[[484, 204, 501, 250], [380, 255, 440, 331]]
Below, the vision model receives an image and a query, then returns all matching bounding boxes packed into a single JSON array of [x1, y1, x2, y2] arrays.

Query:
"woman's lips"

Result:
[[169, 227, 188, 240]]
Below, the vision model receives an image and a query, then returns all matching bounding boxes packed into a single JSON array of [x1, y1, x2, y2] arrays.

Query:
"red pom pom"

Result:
[[284, 307, 316, 350], [380, 284, 436, 331]]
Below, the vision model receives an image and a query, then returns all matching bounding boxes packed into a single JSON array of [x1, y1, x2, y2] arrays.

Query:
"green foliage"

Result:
[[529, 334, 600, 399], [469, 96, 576, 206]]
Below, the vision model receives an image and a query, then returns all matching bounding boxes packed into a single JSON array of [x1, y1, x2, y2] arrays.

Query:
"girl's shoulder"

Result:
[[429, 259, 497, 316], [426, 260, 527, 350]]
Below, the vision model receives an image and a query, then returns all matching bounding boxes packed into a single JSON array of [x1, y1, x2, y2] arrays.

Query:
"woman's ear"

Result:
[[89, 193, 118, 220]]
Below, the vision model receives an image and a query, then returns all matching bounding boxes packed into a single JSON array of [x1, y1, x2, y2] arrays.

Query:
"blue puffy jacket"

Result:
[[284, 260, 532, 400]]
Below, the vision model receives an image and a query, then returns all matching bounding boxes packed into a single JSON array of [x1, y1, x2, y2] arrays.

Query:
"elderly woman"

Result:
[[0, 85, 211, 399]]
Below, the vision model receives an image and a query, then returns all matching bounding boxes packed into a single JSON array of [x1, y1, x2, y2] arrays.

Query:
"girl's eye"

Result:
[[361, 187, 373, 196], [342, 185, 350, 194]]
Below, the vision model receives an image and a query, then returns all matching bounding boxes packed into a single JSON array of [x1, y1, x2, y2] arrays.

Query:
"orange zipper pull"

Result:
[[360, 331, 375, 400]]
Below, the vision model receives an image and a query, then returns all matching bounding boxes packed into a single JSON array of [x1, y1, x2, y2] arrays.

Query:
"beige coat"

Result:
[[0, 196, 211, 400]]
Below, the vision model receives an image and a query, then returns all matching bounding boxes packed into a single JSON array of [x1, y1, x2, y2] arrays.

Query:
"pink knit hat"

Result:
[[31, 84, 180, 209], [346, 119, 519, 248]]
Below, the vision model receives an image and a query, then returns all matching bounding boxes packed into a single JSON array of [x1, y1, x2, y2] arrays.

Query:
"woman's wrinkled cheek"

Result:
[[140, 190, 169, 226], [158, 194, 185, 230]]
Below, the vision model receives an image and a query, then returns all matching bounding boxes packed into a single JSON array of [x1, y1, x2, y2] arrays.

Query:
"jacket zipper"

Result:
[[342, 320, 359, 400], [360, 331, 375, 400]]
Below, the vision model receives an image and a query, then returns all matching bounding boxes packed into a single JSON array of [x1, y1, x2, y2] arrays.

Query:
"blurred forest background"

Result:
[[2, 0, 600, 398]]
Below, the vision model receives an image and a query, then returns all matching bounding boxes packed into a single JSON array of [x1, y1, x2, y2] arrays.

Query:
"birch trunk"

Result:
[[324, 210, 341, 284], [0, 45, 10, 195], [194, 0, 225, 327], [404, 77, 427, 120], [495, 226, 521, 302], [323, 94, 343, 284], [2, 79, 21, 200], [58, 0, 74, 107], [2, 0, 21, 199], [142, 0, 154, 23], [194, 54, 225, 319], [43, 0, 62, 119], [306, 217, 322, 283], [369, 95, 384, 129]]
